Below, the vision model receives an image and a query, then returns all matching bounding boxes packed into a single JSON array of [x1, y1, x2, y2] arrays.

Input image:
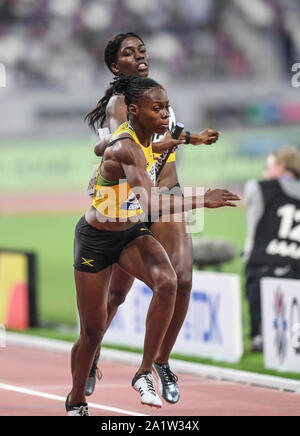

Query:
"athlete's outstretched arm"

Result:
[[184, 128, 221, 146], [155, 128, 221, 188], [151, 131, 182, 155], [151, 128, 220, 156], [94, 93, 220, 157], [114, 140, 240, 217]]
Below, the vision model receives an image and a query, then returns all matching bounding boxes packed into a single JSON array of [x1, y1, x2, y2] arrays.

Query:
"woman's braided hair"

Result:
[[111, 74, 163, 108], [85, 32, 148, 132]]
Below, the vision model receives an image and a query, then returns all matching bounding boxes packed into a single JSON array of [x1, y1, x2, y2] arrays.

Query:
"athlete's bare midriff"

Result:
[[85, 206, 145, 231]]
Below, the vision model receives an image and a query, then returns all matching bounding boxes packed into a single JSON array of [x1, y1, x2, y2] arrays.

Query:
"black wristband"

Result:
[[185, 131, 191, 144]]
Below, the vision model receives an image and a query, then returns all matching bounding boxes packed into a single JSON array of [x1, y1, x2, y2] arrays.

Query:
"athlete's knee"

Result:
[[176, 270, 193, 299], [81, 321, 106, 347], [155, 267, 177, 299], [108, 289, 128, 308]]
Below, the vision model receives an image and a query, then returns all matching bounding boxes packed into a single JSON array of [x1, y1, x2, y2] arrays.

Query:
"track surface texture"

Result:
[[1, 345, 300, 416]]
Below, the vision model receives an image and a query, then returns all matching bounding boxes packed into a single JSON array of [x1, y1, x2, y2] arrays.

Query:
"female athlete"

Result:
[[66, 74, 239, 415]]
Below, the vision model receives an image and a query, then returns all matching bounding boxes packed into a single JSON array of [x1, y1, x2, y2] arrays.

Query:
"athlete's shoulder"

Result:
[[111, 134, 144, 166], [106, 94, 126, 116]]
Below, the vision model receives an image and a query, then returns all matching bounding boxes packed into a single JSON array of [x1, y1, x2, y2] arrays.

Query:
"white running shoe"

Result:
[[132, 371, 162, 408], [65, 394, 90, 416]]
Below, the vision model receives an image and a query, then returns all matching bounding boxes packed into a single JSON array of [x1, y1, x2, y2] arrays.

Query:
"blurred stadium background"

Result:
[[0, 0, 300, 372]]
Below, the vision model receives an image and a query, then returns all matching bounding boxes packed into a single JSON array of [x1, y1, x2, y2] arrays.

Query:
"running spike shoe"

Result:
[[153, 361, 179, 404], [132, 371, 162, 408], [65, 394, 89, 416], [85, 352, 102, 396]]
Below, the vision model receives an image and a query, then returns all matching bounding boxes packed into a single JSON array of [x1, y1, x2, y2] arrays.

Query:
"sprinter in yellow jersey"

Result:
[[84, 32, 221, 404], [93, 121, 156, 219], [67, 74, 239, 415]]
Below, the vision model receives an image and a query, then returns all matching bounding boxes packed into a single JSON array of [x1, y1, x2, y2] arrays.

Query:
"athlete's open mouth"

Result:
[[137, 62, 148, 72]]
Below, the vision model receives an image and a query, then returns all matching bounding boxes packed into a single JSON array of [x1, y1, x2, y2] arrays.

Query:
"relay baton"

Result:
[[155, 122, 184, 178]]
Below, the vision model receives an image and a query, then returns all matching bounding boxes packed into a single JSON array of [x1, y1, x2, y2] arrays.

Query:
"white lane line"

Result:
[[0, 382, 148, 416], [7, 332, 300, 394]]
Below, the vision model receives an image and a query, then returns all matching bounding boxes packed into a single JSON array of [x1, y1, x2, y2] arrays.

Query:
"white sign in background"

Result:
[[104, 271, 243, 363], [261, 277, 300, 373]]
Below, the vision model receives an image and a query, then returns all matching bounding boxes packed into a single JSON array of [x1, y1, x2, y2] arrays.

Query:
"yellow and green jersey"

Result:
[[93, 122, 155, 219]]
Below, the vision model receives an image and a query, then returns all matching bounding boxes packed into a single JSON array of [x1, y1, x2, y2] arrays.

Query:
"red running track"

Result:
[[1, 345, 300, 416]]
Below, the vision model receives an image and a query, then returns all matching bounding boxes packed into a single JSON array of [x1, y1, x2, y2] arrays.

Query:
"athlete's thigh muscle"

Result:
[[150, 218, 193, 275], [108, 263, 135, 292], [74, 267, 112, 327], [118, 235, 175, 289]]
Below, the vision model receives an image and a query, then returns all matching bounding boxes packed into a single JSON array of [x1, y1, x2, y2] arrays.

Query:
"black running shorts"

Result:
[[74, 216, 153, 273]]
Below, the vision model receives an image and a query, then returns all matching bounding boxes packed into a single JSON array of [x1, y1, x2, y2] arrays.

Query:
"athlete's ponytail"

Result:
[[111, 74, 163, 109], [84, 75, 134, 133], [85, 85, 114, 132]]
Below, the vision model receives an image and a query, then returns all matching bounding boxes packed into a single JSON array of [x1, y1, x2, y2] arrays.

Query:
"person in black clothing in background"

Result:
[[243, 146, 300, 352]]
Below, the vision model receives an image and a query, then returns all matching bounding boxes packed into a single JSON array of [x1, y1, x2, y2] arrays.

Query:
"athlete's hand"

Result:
[[204, 188, 240, 208], [190, 128, 220, 146], [152, 131, 182, 154]]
